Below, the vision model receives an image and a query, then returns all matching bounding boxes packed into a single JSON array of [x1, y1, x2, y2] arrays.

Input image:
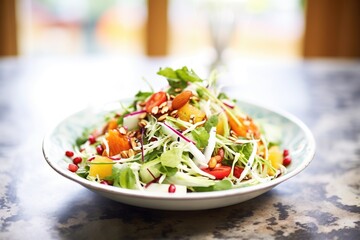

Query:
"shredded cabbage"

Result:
[[69, 66, 288, 193]]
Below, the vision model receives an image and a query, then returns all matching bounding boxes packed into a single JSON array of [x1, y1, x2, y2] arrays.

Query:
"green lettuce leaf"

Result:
[[192, 179, 232, 192], [191, 127, 209, 149], [205, 115, 218, 132], [160, 148, 182, 168]]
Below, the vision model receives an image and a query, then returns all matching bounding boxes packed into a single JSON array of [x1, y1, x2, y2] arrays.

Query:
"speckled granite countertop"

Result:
[[0, 57, 359, 239]]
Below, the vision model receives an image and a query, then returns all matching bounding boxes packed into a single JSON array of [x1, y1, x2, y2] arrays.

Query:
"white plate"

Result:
[[42, 100, 315, 210]]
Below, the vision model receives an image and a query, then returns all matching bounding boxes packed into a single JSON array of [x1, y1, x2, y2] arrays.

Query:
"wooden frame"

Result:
[[0, 0, 18, 56], [146, 0, 168, 56], [303, 0, 360, 58]]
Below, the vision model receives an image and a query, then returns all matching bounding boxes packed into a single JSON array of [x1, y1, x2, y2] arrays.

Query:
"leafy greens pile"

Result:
[[66, 67, 288, 194]]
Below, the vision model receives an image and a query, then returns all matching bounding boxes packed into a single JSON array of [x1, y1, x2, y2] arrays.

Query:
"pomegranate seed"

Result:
[[100, 180, 110, 185], [218, 148, 225, 161], [96, 145, 104, 155], [168, 184, 176, 193], [283, 156, 292, 166], [65, 151, 74, 157], [73, 157, 82, 165], [88, 135, 96, 144], [283, 149, 289, 157], [68, 163, 78, 172]]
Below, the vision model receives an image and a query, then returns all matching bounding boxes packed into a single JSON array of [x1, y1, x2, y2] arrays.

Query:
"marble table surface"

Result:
[[0, 56, 359, 239]]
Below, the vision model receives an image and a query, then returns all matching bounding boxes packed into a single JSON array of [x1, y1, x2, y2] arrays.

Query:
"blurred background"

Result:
[[1, 0, 359, 61]]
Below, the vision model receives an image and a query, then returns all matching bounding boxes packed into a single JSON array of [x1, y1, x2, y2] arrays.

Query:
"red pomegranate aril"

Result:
[[88, 135, 96, 144], [100, 180, 109, 185], [233, 166, 244, 178], [73, 157, 82, 165], [283, 156, 292, 166], [168, 184, 176, 193], [283, 149, 289, 157], [68, 163, 78, 172], [96, 145, 104, 155], [65, 151, 74, 158], [218, 148, 225, 161]]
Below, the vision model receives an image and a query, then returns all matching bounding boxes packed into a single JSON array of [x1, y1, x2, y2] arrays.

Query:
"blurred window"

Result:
[[168, 0, 304, 59], [18, 0, 304, 58], [18, 0, 146, 56]]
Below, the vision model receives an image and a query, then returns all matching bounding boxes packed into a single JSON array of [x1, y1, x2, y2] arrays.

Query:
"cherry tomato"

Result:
[[233, 166, 244, 178], [202, 165, 244, 180], [202, 166, 232, 180], [145, 91, 167, 113]]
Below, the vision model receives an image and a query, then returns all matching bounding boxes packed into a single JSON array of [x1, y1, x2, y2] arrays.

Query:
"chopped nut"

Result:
[[171, 90, 192, 110], [151, 106, 159, 115], [228, 136, 237, 142], [138, 101, 146, 107], [170, 95, 176, 100], [138, 112, 147, 119], [127, 131, 136, 138], [208, 157, 217, 169], [119, 127, 127, 135], [230, 130, 237, 138], [128, 149, 135, 157], [158, 113, 168, 122], [120, 151, 129, 158], [190, 95, 200, 101], [170, 110, 178, 117], [136, 131, 143, 138], [130, 138, 138, 149], [161, 106, 169, 114], [138, 119, 148, 128], [159, 102, 167, 109], [246, 132, 253, 139], [174, 88, 182, 93]]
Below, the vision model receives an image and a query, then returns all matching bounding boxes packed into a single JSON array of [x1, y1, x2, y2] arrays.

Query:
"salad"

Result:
[[65, 67, 292, 194]]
